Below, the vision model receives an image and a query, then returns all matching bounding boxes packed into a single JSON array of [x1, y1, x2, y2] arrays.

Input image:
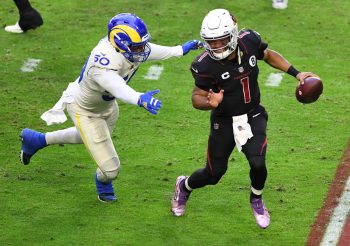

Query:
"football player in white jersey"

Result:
[[19, 13, 203, 203]]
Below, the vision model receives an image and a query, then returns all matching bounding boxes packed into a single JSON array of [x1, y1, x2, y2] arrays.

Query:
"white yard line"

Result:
[[21, 58, 41, 72], [265, 72, 283, 87], [320, 177, 350, 246], [143, 65, 164, 80]]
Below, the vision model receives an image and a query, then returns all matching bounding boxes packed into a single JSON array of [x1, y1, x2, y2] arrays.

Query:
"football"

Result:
[[295, 76, 323, 103]]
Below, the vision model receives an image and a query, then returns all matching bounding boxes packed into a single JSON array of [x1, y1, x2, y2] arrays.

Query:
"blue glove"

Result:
[[138, 89, 162, 115], [182, 40, 204, 55]]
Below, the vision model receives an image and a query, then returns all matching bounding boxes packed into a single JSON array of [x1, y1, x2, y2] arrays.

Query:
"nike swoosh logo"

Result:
[[252, 113, 261, 118], [191, 67, 198, 73]]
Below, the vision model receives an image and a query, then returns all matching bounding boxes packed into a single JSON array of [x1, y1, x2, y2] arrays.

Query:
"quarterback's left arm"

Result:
[[192, 86, 224, 110], [147, 40, 203, 60], [263, 49, 318, 83]]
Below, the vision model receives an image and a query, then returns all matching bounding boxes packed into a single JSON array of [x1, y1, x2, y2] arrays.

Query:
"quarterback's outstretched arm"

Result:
[[263, 48, 318, 82], [263, 48, 292, 73]]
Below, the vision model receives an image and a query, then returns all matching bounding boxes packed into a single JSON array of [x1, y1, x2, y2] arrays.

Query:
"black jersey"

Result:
[[191, 29, 268, 116]]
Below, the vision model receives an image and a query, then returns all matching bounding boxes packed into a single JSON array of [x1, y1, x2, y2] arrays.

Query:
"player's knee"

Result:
[[248, 156, 266, 172], [105, 157, 120, 180], [105, 169, 119, 180], [207, 167, 227, 185], [97, 157, 120, 182], [208, 175, 221, 185]]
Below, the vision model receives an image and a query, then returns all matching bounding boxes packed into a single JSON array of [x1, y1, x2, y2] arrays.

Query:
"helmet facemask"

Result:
[[121, 41, 151, 63], [200, 9, 238, 60]]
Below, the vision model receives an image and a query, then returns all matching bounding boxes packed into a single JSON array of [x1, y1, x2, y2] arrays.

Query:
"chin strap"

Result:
[[237, 46, 242, 65]]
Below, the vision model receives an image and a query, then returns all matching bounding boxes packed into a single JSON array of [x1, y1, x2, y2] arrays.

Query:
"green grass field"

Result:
[[1, 0, 350, 245]]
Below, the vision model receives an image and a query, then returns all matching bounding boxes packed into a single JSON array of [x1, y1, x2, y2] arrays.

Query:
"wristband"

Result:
[[287, 65, 300, 77]]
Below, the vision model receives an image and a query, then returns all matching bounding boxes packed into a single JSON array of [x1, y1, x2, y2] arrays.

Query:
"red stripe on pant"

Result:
[[260, 137, 267, 156], [207, 148, 214, 176]]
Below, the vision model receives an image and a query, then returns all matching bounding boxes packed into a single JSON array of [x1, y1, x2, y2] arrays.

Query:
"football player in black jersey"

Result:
[[171, 8, 319, 229], [5, 0, 43, 33]]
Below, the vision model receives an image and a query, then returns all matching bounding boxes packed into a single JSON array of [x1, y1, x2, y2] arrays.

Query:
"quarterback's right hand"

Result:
[[138, 90, 162, 115], [296, 72, 320, 85]]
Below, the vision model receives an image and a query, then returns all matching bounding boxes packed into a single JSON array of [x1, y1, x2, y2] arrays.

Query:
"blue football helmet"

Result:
[[108, 13, 151, 62]]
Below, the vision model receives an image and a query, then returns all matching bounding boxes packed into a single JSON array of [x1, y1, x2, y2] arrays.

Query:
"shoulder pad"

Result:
[[90, 37, 123, 70], [238, 29, 251, 39], [238, 29, 262, 44], [195, 51, 210, 63], [191, 51, 212, 75]]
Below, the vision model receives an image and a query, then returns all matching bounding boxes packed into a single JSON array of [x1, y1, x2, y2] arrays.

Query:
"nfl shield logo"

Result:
[[238, 67, 244, 73], [214, 123, 219, 130]]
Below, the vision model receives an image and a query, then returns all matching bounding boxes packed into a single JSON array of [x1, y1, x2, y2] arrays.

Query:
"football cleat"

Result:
[[171, 175, 191, 216], [20, 128, 47, 165], [250, 198, 270, 229], [5, 8, 43, 33], [5, 22, 24, 33], [95, 174, 117, 203], [272, 0, 288, 9]]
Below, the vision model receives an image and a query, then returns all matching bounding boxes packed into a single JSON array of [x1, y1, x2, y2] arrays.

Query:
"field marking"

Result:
[[265, 72, 283, 87], [320, 177, 350, 246], [338, 214, 350, 245], [144, 65, 164, 80], [21, 58, 41, 72], [307, 141, 350, 245]]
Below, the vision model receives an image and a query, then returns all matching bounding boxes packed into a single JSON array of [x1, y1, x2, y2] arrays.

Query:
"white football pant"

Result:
[[66, 102, 120, 183]]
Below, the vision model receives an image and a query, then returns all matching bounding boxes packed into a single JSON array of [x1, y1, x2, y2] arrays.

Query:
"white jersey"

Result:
[[73, 37, 183, 115], [41, 37, 184, 124]]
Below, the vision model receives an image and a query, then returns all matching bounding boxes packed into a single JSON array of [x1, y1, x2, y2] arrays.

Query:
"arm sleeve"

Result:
[[90, 67, 141, 105], [147, 43, 183, 60]]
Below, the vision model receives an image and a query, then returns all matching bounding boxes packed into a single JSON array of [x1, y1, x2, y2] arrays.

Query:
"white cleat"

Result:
[[272, 0, 288, 9], [5, 22, 24, 33]]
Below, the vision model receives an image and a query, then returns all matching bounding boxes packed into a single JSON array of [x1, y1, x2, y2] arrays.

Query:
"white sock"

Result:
[[45, 127, 83, 145], [185, 178, 193, 191], [251, 186, 263, 196]]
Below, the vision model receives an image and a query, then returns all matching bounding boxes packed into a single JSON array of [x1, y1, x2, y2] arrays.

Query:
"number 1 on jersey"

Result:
[[240, 76, 251, 103]]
